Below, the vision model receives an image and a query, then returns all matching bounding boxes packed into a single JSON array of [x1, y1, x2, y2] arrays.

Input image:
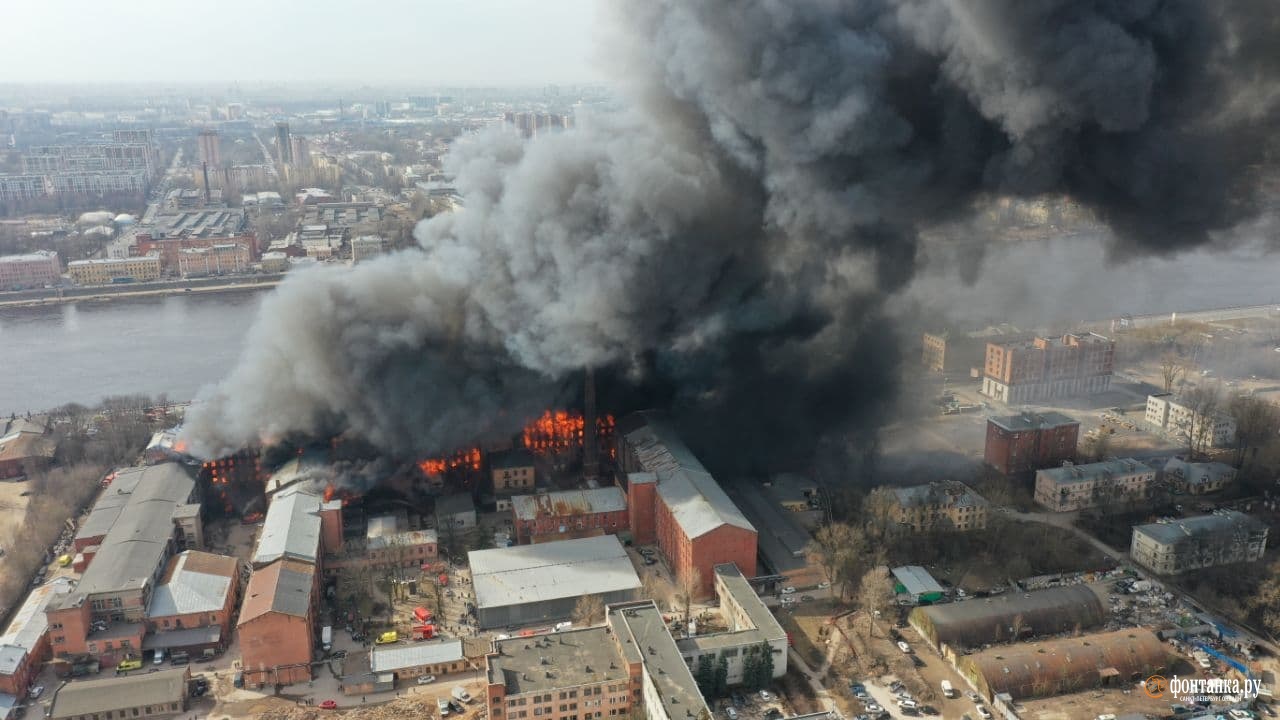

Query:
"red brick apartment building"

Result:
[[510, 487, 629, 544], [981, 333, 1114, 405], [617, 412, 757, 597], [984, 412, 1080, 476], [145, 551, 241, 654], [238, 558, 316, 687]]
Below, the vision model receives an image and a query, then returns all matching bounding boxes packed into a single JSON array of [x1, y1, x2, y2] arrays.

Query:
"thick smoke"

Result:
[[184, 0, 1279, 469]]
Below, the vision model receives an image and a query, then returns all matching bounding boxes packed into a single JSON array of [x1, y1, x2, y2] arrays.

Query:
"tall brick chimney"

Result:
[[583, 367, 599, 483]]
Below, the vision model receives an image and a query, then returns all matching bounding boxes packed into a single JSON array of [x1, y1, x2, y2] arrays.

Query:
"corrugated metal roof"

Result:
[[511, 487, 627, 522], [147, 551, 237, 618], [49, 668, 188, 719], [370, 638, 463, 672], [892, 566, 945, 596], [253, 486, 322, 566], [239, 559, 314, 623], [0, 577, 73, 674], [471, 535, 641, 610], [913, 585, 1108, 649], [622, 412, 754, 540], [66, 463, 195, 605], [962, 628, 1166, 700]]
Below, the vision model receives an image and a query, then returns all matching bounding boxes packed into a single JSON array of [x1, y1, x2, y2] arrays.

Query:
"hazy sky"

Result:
[[0, 0, 603, 86]]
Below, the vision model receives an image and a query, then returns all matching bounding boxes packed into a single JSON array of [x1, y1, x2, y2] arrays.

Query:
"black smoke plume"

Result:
[[183, 0, 1279, 471]]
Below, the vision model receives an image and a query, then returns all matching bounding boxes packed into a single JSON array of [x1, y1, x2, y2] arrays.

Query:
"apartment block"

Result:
[[177, 243, 251, 277], [984, 411, 1079, 476], [677, 564, 787, 685], [1034, 458, 1155, 512], [68, 255, 161, 285], [981, 333, 1114, 404], [1145, 393, 1237, 448], [1131, 512, 1268, 574], [888, 481, 989, 532]]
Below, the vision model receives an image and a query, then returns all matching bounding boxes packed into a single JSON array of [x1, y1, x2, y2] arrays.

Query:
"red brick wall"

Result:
[[320, 507, 343, 555], [984, 421, 1079, 475], [239, 613, 313, 687], [514, 508, 630, 544], [690, 526, 757, 597], [627, 480, 656, 545], [48, 603, 92, 657], [0, 632, 49, 698]]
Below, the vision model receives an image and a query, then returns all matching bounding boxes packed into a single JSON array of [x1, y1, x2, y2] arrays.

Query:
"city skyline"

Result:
[[0, 0, 603, 86]]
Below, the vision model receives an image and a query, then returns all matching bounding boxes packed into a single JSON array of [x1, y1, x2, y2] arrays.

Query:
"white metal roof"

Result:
[[471, 535, 641, 610], [370, 638, 463, 672], [622, 412, 754, 540], [0, 577, 73, 674], [253, 485, 322, 566], [891, 566, 945, 596], [147, 552, 235, 617], [511, 487, 627, 522]]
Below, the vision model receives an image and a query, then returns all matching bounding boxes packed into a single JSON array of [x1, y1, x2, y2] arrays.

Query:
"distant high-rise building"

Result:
[[197, 129, 221, 168], [274, 122, 293, 165], [289, 135, 310, 168]]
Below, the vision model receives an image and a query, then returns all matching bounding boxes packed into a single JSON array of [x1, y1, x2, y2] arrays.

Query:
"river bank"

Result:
[[0, 274, 284, 309]]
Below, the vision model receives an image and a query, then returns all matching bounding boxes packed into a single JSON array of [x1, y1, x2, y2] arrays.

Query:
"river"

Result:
[[0, 237, 1276, 417], [0, 290, 266, 415]]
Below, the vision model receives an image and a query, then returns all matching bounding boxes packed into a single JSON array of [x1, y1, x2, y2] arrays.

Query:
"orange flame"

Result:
[[417, 447, 482, 476], [323, 484, 336, 503], [521, 410, 616, 457]]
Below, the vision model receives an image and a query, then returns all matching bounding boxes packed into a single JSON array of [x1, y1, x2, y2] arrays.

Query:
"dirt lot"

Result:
[[0, 477, 33, 566]]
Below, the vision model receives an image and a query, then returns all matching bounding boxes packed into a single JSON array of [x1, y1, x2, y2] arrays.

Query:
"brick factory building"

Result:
[[511, 486, 629, 544], [618, 412, 757, 597], [48, 463, 202, 664], [0, 250, 61, 291], [238, 485, 342, 686], [144, 551, 241, 656], [0, 577, 73, 701], [981, 333, 1114, 404], [238, 558, 317, 687], [984, 411, 1079, 476], [48, 667, 190, 720], [133, 208, 257, 271], [0, 415, 56, 480]]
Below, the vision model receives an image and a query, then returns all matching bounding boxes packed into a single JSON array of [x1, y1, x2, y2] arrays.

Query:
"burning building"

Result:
[[199, 447, 262, 517]]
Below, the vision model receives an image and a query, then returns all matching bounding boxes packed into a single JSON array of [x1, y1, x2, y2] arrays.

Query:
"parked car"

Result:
[[965, 691, 980, 702], [780, 587, 796, 595], [817, 581, 831, 589], [726, 708, 738, 720], [29, 685, 44, 699], [897, 641, 912, 653], [376, 630, 399, 644], [320, 700, 338, 710], [800, 595, 815, 602], [975, 706, 993, 720], [449, 700, 466, 714], [453, 686, 473, 703], [117, 658, 143, 672], [759, 690, 774, 701], [417, 675, 437, 685]]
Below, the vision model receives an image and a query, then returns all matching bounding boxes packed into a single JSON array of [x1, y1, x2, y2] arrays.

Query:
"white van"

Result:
[[153, 649, 165, 665], [438, 697, 451, 717], [940, 680, 956, 698], [726, 708, 738, 720], [452, 686, 473, 703]]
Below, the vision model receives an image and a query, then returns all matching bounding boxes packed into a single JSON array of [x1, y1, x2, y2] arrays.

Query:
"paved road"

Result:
[[1004, 508, 1280, 658]]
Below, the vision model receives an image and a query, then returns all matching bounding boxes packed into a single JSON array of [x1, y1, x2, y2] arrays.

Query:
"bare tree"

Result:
[[1159, 350, 1189, 393], [1229, 393, 1280, 468], [856, 566, 894, 640], [1010, 613, 1026, 640], [806, 523, 870, 600], [673, 567, 703, 624], [1180, 383, 1224, 458], [572, 594, 605, 625], [641, 571, 669, 612], [1082, 430, 1112, 462]]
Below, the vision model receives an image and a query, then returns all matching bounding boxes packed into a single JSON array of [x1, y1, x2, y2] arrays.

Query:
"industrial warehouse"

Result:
[[910, 584, 1109, 650], [470, 534, 642, 628], [958, 628, 1168, 700]]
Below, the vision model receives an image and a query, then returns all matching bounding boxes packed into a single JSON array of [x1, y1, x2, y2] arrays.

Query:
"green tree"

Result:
[[756, 642, 775, 688], [713, 653, 729, 697], [741, 648, 761, 690], [694, 654, 715, 696]]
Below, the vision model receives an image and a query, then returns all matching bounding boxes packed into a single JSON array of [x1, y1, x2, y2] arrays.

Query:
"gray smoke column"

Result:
[[183, 0, 1279, 465]]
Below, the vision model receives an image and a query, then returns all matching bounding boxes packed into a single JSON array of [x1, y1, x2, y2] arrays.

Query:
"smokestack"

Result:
[[201, 162, 211, 204], [583, 367, 599, 483]]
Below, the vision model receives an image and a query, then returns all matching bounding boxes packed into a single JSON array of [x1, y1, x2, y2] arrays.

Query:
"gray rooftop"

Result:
[[64, 463, 195, 606], [891, 482, 988, 510], [1037, 458, 1149, 486], [0, 577, 73, 674], [1163, 457, 1237, 487], [1135, 511, 1268, 545], [147, 551, 237, 618], [490, 448, 535, 470], [371, 638, 463, 673], [722, 484, 811, 574], [253, 485, 323, 566], [489, 627, 627, 694], [621, 412, 754, 540], [679, 564, 785, 654], [471, 535, 641, 611], [49, 668, 187, 719], [436, 493, 476, 517], [512, 487, 627, 522], [891, 566, 945, 596], [988, 412, 1079, 432], [609, 601, 710, 720], [75, 466, 147, 541]]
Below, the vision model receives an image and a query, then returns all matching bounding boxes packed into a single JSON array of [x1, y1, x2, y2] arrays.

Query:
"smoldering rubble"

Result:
[[183, 0, 1280, 469]]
